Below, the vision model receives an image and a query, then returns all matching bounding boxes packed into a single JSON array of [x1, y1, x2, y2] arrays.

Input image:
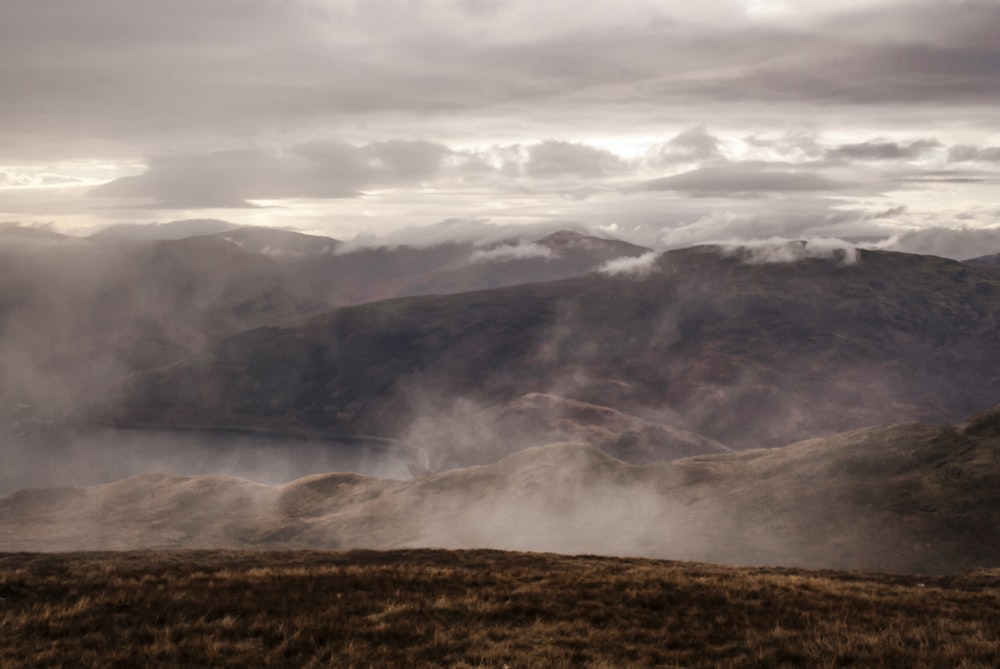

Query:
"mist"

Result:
[[1, 221, 998, 576], [5, 415, 995, 573], [0, 425, 414, 494]]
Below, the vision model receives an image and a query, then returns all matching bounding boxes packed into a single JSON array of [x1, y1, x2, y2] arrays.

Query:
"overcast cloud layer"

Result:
[[2, 0, 999, 257]]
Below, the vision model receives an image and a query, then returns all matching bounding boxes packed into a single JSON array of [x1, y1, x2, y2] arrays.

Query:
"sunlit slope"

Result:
[[4, 549, 998, 668], [4, 407, 998, 572]]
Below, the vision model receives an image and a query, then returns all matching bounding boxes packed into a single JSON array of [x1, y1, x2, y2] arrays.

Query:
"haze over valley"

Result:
[[1, 223, 999, 574], [3, 0, 1000, 581]]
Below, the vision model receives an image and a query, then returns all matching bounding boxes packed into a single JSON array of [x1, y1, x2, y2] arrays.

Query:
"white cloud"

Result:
[[469, 241, 553, 263], [1, 0, 999, 246], [877, 226, 1000, 260], [717, 238, 860, 264], [598, 251, 659, 277]]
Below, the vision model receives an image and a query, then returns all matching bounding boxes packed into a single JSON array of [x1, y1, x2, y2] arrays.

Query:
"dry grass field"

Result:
[[1, 549, 998, 668]]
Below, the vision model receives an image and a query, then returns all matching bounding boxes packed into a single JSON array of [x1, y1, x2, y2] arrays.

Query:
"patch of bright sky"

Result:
[[0, 162, 133, 191], [586, 136, 663, 160], [741, 0, 906, 25]]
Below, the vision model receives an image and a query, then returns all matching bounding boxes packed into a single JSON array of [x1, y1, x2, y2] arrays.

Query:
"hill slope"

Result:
[[111, 246, 1000, 449], [3, 549, 998, 668], [0, 550, 1000, 669], [274, 228, 652, 306], [4, 407, 999, 572]]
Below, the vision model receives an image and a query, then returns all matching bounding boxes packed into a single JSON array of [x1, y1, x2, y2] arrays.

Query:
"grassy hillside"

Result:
[[4, 408, 998, 573], [1, 549, 998, 668]]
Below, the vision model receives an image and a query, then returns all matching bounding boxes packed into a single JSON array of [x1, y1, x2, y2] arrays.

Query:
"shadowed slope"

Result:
[[112, 247, 1000, 449]]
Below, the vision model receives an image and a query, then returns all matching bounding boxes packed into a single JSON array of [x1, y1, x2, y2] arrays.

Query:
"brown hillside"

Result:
[[2, 549, 998, 668], [3, 409, 999, 573]]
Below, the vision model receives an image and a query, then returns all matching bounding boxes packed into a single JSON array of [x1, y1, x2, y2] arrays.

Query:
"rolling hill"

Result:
[[4, 406, 999, 573]]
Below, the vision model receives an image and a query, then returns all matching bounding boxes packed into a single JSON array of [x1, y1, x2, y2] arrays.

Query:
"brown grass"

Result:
[[1, 549, 998, 668]]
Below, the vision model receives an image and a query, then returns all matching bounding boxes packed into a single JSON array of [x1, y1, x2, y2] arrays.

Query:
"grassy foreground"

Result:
[[1, 549, 998, 668]]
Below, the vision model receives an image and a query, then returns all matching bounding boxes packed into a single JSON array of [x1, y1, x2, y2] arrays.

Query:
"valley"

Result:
[[2, 227, 1000, 576]]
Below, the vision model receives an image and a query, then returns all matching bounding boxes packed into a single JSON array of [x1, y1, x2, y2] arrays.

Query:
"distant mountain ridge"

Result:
[[0, 224, 648, 418], [965, 252, 1000, 269], [257, 228, 652, 307]]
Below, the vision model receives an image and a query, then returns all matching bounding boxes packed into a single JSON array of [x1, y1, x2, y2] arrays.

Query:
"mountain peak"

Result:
[[536, 229, 652, 256]]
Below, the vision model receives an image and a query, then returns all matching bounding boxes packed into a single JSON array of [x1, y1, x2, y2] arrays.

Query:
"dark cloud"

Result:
[[634, 164, 846, 196], [893, 168, 997, 185], [366, 140, 452, 181], [2, 0, 1000, 245], [825, 139, 941, 162], [743, 132, 823, 160], [4, 1, 1000, 160], [90, 140, 451, 207], [948, 145, 1000, 163], [525, 141, 628, 178], [870, 205, 907, 219], [645, 126, 722, 166]]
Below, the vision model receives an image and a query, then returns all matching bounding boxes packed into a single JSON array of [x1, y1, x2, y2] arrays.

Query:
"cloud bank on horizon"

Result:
[[1, 0, 999, 258]]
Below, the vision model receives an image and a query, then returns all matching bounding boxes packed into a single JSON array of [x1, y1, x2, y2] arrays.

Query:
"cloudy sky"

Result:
[[2, 0, 1000, 256]]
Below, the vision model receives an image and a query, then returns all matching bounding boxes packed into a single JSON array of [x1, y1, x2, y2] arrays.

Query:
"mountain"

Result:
[[0, 233, 323, 416], [0, 224, 70, 242], [84, 224, 652, 307], [109, 246, 1000, 450], [4, 406, 999, 572], [0, 224, 658, 433], [965, 253, 1000, 269], [275, 229, 653, 306], [396, 230, 652, 299], [88, 219, 239, 241], [209, 226, 341, 255]]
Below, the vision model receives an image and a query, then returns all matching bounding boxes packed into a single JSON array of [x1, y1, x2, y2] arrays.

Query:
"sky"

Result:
[[2, 0, 1000, 257]]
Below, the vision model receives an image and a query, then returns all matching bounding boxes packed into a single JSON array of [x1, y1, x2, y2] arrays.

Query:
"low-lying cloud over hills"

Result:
[[109, 244, 1000, 451], [4, 0, 1000, 578], [0, 225, 646, 416], [2, 224, 1000, 571], [5, 405, 999, 574]]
